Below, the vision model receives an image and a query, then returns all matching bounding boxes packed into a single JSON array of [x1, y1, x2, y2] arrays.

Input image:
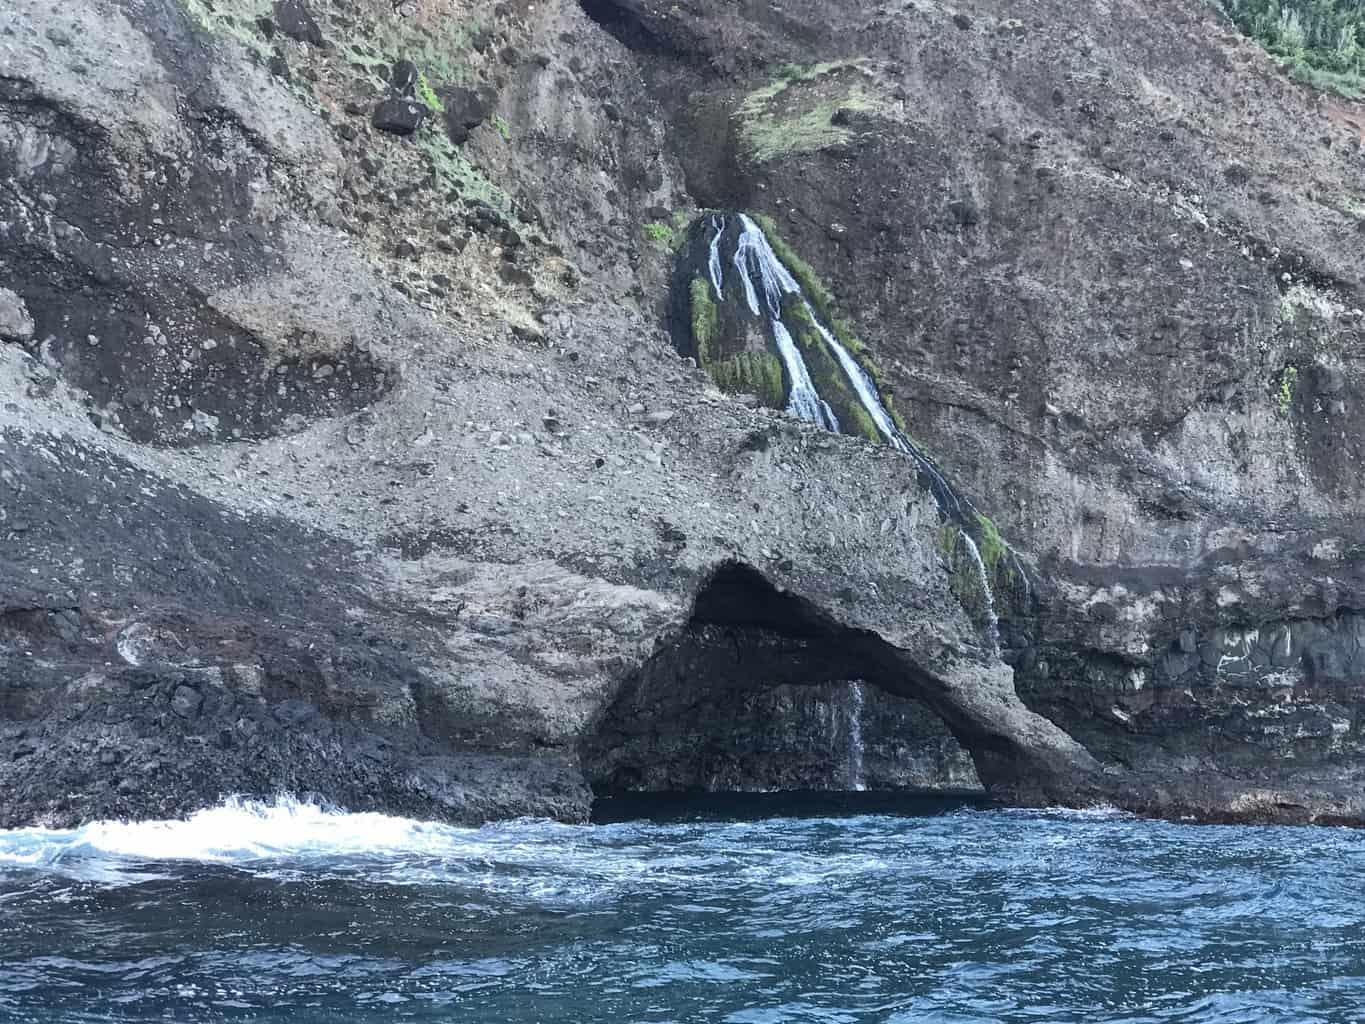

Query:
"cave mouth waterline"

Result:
[[590, 789, 999, 825], [581, 562, 991, 804]]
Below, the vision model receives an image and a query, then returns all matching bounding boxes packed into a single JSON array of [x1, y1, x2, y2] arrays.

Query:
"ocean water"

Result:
[[1, 793, 1363, 1023]]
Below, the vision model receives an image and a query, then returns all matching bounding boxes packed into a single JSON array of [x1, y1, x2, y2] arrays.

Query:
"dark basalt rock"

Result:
[[440, 86, 492, 145], [0, 439, 590, 828], [372, 98, 426, 135], [390, 58, 418, 96]]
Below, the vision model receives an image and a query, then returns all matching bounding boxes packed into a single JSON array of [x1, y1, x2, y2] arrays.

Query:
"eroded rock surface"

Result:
[[3, 0, 1365, 827]]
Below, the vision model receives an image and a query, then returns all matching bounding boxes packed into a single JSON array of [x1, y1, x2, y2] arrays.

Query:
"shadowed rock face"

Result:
[[4, 0, 1365, 827], [584, 563, 1095, 805]]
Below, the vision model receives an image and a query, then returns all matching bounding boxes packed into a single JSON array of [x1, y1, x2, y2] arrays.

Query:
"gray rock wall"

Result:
[[3, 0, 1365, 827]]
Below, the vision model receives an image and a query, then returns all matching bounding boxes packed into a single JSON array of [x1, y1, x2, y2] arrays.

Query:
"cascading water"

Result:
[[731, 214, 840, 431], [704, 212, 1010, 650], [957, 534, 1001, 658], [846, 682, 866, 791], [707, 215, 725, 299]]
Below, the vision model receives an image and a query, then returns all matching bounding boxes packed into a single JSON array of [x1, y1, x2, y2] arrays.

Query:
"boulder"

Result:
[[372, 98, 426, 135]]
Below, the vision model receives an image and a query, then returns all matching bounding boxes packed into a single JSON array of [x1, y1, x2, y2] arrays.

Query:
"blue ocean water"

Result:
[[0, 794, 1362, 1022]]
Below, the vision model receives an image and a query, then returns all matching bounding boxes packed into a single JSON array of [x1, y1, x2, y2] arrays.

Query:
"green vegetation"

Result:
[[642, 210, 692, 250], [753, 214, 838, 318], [885, 393, 911, 434], [976, 513, 1007, 570], [936, 522, 996, 623], [416, 71, 444, 115], [181, 0, 273, 56], [734, 60, 883, 163], [173, 0, 511, 214], [753, 213, 903, 427], [1219, 0, 1365, 97], [937, 522, 963, 563], [753, 214, 880, 367], [786, 302, 880, 442], [690, 276, 719, 365], [339, 16, 483, 93], [643, 222, 673, 245], [939, 516, 1023, 617], [1278, 364, 1299, 413], [710, 351, 787, 408], [416, 122, 514, 217], [493, 114, 512, 141]]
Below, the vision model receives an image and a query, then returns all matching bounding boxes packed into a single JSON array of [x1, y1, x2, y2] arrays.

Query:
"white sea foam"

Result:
[[0, 795, 472, 869], [0, 797, 724, 900]]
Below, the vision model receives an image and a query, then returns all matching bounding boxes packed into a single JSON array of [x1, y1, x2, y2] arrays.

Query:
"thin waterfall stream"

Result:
[[846, 682, 866, 791]]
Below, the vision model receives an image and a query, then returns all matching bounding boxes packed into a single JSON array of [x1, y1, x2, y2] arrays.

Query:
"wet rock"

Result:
[[372, 98, 426, 135], [0, 288, 34, 342], [273, 0, 323, 46]]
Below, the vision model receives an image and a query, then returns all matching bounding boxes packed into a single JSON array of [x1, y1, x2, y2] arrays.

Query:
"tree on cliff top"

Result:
[[1219, 0, 1365, 94]]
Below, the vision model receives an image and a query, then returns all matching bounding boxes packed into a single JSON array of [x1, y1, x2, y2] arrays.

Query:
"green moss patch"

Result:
[[753, 215, 903, 442], [690, 276, 719, 365], [786, 303, 879, 442], [181, 0, 273, 55], [711, 352, 786, 408], [975, 513, 1007, 570], [416, 71, 444, 114], [339, 14, 483, 93], [417, 122, 514, 214], [735, 60, 883, 163]]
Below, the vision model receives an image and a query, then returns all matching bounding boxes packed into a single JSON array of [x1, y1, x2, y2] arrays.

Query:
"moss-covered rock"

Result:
[[690, 276, 719, 366], [711, 351, 786, 408], [786, 301, 879, 442], [735, 61, 883, 164]]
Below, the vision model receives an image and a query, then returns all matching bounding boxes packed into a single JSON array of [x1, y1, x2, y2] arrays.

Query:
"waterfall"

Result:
[[771, 321, 840, 431], [730, 214, 839, 431], [708, 216, 725, 300], [717, 214, 964, 517], [846, 682, 866, 792], [707, 212, 1012, 652], [957, 533, 1001, 658]]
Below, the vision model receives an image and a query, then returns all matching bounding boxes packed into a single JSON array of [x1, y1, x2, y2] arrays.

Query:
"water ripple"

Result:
[[0, 798, 1363, 1022]]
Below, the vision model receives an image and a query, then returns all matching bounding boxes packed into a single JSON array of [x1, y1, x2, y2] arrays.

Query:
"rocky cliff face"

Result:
[[2, 0, 1364, 827]]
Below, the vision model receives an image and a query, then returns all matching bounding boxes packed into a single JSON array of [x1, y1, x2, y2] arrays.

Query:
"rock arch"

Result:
[[583, 563, 1099, 802]]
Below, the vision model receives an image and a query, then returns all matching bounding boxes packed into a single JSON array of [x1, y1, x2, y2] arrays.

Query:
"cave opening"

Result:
[[582, 564, 983, 807]]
